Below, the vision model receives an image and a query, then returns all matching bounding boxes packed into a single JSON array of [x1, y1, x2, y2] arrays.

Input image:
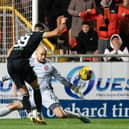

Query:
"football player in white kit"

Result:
[[0, 45, 90, 123]]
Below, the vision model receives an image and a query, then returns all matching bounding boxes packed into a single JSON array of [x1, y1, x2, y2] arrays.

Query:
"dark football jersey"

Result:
[[8, 31, 45, 59]]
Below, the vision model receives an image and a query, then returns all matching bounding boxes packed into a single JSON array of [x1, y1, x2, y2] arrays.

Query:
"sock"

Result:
[[22, 94, 31, 113], [0, 107, 10, 116], [64, 110, 80, 119], [33, 87, 42, 113]]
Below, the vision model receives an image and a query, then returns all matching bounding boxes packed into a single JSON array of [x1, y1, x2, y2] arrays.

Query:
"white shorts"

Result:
[[29, 89, 60, 109]]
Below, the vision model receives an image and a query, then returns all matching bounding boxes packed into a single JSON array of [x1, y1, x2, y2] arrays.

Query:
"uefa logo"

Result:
[[64, 66, 95, 99]]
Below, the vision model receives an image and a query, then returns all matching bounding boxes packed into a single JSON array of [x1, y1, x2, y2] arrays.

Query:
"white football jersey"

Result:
[[29, 58, 71, 91]]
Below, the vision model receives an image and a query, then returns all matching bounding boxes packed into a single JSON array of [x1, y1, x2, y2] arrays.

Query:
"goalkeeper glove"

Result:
[[70, 84, 83, 98]]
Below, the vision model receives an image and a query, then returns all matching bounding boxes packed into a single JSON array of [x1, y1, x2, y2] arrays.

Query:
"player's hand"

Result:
[[71, 86, 83, 98], [56, 16, 67, 27], [56, 16, 67, 35]]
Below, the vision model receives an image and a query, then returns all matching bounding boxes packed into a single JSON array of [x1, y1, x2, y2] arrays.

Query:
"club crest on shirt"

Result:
[[44, 65, 49, 70]]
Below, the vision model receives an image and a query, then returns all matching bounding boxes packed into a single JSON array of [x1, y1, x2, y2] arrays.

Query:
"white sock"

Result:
[[64, 110, 80, 118], [0, 106, 10, 116]]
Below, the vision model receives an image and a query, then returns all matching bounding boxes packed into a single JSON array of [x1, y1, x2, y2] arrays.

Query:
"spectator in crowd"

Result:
[[67, 0, 96, 50], [38, 0, 49, 25], [119, 0, 129, 50], [76, 21, 98, 61], [80, 0, 129, 60], [103, 34, 129, 62]]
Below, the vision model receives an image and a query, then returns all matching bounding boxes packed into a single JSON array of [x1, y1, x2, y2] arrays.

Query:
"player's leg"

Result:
[[64, 110, 91, 123], [42, 90, 76, 118], [41, 89, 66, 118], [7, 60, 32, 115], [52, 106, 90, 123], [29, 88, 46, 124], [19, 86, 32, 113], [43, 90, 90, 123], [7, 59, 43, 124], [30, 79, 42, 113], [52, 106, 66, 118], [0, 101, 23, 116], [25, 64, 45, 124], [11, 79, 35, 122], [11, 82, 34, 121], [29, 79, 45, 124]]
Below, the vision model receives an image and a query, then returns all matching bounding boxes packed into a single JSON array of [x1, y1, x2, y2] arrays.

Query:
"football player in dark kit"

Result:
[[7, 16, 66, 124]]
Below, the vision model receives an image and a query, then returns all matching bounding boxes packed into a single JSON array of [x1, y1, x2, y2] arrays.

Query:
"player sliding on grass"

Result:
[[7, 16, 67, 124], [0, 44, 91, 123]]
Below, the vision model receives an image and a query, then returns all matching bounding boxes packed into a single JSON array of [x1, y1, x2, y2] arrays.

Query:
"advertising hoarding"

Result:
[[0, 62, 129, 118]]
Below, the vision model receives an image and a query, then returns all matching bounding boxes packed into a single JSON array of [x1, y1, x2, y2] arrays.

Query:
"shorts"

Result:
[[30, 89, 60, 110], [7, 58, 37, 88]]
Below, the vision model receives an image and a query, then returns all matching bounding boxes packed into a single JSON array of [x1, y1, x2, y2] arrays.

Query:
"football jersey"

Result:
[[30, 58, 71, 91], [8, 32, 44, 59]]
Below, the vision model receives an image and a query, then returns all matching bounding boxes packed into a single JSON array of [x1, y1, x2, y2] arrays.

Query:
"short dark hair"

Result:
[[34, 23, 44, 31], [82, 21, 91, 26], [112, 36, 119, 40]]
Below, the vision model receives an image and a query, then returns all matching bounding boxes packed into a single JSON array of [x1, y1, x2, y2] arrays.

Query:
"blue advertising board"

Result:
[[42, 100, 129, 118]]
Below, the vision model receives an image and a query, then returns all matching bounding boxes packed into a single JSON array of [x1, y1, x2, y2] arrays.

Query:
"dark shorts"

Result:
[[49, 103, 61, 111], [7, 58, 37, 88]]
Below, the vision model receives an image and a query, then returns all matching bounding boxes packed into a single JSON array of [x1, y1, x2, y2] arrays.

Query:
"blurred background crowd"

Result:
[[37, 0, 129, 62], [0, 0, 129, 62]]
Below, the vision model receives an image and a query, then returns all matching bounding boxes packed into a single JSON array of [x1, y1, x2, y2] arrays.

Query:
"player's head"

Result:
[[34, 23, 45, 32], [35, 44, 47, 63]]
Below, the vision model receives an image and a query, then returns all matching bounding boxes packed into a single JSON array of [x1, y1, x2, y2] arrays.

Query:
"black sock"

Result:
[[22, 94, 31, 113], [33, 88, 42, 113]]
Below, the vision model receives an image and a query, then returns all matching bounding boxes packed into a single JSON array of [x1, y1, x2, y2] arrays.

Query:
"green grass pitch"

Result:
[[0, 118, 129, 129]]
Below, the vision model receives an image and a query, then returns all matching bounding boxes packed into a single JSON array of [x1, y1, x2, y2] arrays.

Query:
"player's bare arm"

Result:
[[43, 16, 67, 38], [7, 46, 14, 57]]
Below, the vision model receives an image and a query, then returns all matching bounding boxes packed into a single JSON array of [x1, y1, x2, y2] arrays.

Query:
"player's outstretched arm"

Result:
[[70, 85, 83, 98], [43, 16, 67, 38]]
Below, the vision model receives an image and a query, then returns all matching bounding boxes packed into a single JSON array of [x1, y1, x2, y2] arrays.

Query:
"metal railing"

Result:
[[0, 54, 129, 63], [48, 54, 129, 62]]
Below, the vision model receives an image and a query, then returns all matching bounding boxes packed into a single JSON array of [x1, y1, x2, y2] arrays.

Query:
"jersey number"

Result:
[[14, 34, 30, 48]]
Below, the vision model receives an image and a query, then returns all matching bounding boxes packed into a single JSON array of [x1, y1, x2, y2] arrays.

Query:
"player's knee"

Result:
[[55, 112, 66, 118], [53, 106, 67, 118], [14, 101, 23, 109]]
